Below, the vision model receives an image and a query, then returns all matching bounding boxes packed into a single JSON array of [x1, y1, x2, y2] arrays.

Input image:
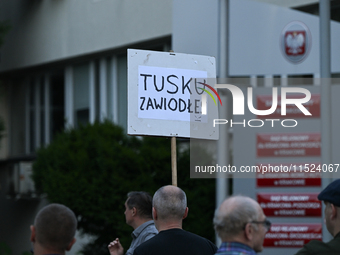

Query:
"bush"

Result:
[[32, 121, 215, 255], [0, 242, 11, 255], [0, 20, 10, 47]]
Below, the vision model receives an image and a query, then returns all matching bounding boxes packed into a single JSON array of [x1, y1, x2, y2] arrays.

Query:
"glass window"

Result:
[[50, 73, 65, 139], [23, 73, 65, 153], [107, 57, 113, 121], [117, 55, 127, 131], [29, 80, 35, 152], [74, 63, 90, 127], [39, 78, 45, 146]]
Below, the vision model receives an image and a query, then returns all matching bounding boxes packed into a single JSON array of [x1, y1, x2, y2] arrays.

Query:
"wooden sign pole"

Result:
[[171, 137, 177, 186], [128, 49, 216, 186], [169, 50, 178, 187]]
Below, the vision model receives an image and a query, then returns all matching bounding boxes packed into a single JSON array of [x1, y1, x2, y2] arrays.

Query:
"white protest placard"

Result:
[[128, 49, 218, 139]]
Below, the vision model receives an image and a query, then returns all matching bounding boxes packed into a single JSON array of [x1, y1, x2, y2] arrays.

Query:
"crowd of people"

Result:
[[30, 180, 340, 255]]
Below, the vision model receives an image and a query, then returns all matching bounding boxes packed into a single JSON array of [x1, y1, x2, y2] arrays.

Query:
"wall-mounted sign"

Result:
[[256, 163, 321, 187], [280, 21, 312, 64], [257, 133, 321, 157], [264, 223, 322, 247], [258, 193, 321, 217]]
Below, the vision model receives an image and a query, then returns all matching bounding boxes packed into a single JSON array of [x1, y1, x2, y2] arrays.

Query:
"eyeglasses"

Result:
[[243, 219, 271, 231]]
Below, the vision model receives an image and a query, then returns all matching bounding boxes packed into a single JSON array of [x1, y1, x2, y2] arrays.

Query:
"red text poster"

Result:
[[264, 223, 322, 247], [257, 133, 321, 157], [256, 163, 321, 187], [257, 193, 321, 217]]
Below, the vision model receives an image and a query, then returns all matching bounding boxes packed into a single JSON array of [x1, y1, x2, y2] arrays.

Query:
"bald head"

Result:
[[214, 196, 261, 240], [153, 185, 187, 221]]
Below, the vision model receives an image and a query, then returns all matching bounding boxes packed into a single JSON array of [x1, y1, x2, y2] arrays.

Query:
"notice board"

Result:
[[127, 49, 218, 139]]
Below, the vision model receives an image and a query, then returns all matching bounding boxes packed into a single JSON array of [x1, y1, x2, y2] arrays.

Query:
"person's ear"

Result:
[[244, 223, 254, 241], [152, 207, 157, 220], [30, 225, 36, 243], [183, 207, 189, 219], [132, 207, 137, 216], [66, 238, 76, 251], [330, 204, 337, 220]]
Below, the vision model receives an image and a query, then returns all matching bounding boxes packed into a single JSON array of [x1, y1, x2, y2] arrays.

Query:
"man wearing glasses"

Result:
[[213, 195, 271, 255], [295, 179, 340, 255]]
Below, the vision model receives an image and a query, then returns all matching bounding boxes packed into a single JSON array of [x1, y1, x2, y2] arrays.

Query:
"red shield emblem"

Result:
[[285, 31, 306, 56], [281, 21, 311, 64]]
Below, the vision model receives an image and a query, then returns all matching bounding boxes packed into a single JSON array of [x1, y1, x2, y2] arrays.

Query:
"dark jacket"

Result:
[[295, 232, 340, 255]]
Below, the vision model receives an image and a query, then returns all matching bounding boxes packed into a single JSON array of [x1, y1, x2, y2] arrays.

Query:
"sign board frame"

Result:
[[127, 49, 218, 139]]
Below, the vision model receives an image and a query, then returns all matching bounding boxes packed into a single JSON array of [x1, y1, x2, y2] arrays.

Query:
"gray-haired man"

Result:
[[214, 195, 271, 255], [133, 185, 217, 255]]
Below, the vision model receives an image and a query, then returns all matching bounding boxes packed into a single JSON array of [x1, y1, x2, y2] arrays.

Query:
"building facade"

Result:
[[0, 1, 171, 254], [0, 0, 338, 254]]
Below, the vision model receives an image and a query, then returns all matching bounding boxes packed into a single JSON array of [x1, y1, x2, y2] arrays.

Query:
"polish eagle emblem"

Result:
[[284, 31, 306, 56]]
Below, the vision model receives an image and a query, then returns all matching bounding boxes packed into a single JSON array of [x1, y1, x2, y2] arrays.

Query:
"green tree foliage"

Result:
[[0, 242, 11, 255], [0, 241, 31, 255], [0, 21, 10, 47], [32, 121, 216, 255]]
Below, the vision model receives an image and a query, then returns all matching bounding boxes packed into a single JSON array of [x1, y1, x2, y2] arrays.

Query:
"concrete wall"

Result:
[[0, 0, 172, 72], [172, 0, 218, 58]]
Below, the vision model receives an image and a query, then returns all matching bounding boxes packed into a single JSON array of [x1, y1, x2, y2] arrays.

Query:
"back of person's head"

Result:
[[213, 195, 259, 240], [126, 191, 153, 219], [34, 203, 77, 251], [153, 185, 187, 221]]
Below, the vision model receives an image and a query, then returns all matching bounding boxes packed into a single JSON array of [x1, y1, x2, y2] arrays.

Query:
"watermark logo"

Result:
[[214, 85, 311, 116], [197, 82, 222, 106], [196, 82, 222, 115], [200, 84, 313, 128]]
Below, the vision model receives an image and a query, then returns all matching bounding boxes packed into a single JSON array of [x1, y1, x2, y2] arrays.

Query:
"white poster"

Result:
[[128, 49, 218, 139], [138, 65, 207, 122]]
